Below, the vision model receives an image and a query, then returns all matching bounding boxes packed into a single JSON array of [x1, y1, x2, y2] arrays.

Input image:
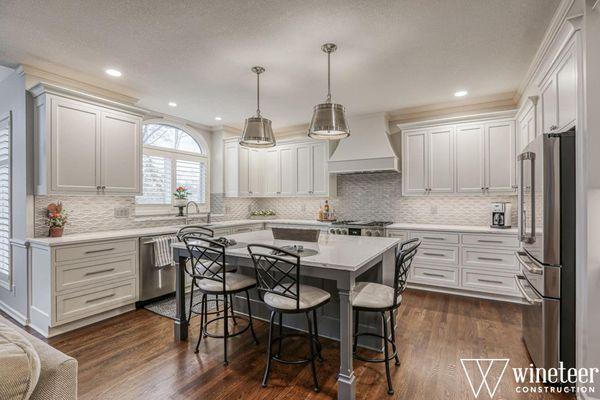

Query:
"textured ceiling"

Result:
[[0, 0, 559, 128]]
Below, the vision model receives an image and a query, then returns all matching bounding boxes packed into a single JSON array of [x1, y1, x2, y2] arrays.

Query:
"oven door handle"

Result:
[[515, 251, 543, 275], [514, 274, 543, 304]]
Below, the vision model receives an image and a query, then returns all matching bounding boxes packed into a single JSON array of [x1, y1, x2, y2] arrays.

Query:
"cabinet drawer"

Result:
[[461, 269, 518, 294], [55, 279, 137, 324], [386, 230, 408, 241], [462, 248, 517, 271], [410, 265, 459, 287], [231, 225, 261, 234], [462, 234, 518, 248], [410, 231, 459, 244], [212, 228, 231, 236], [414, 245, 459, 265], [55, 238, 137, 263], [56, 254, 137, 292]]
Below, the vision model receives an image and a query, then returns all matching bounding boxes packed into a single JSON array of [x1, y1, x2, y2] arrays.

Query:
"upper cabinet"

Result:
[[224, 139, 336, 198], [540, 41, 577, 134], [32, 84, 143, 196], [402, 117, 515, 196]]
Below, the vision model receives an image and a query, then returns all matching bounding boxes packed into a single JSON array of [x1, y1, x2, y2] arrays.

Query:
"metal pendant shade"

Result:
[[240, 66, 276, 148], [308, 43, 350, 140]]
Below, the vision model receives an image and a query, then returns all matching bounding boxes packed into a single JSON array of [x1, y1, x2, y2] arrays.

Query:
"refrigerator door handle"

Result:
[[515, 274, 543, 304]]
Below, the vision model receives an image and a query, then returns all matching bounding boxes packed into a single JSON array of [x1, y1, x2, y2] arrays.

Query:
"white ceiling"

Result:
[[0, 0, 559, 128]]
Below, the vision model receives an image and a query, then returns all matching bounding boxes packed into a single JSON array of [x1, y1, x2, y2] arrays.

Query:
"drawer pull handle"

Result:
[[477, 278, 503, 285], [477, 257, 504, 262], [422, 272, 446, 278], [85, 247, 116, 254], [423, 252, 446, 257], [84, 268, 116, 276], [85, 293, 116, 304], [423, 237, 445, 240], [477, 240, 503, 244]]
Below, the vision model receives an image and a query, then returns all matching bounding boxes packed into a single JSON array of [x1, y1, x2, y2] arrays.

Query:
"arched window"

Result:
[[136, 123, 209, 210]]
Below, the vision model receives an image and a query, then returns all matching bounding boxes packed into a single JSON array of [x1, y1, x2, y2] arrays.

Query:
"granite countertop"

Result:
[[28, 219, 516, 247]]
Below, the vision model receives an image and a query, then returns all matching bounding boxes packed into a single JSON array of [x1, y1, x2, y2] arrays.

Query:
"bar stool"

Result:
[[181, 234, 258, 365], [248, 244, 330, 392], [352, 238, 421, 395]]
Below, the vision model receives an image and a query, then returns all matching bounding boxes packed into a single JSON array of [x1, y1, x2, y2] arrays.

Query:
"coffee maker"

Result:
[[490, 202, 512, 229]]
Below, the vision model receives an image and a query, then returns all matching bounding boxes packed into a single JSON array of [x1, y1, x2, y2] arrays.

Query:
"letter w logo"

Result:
[[460, 359, 509, 398]]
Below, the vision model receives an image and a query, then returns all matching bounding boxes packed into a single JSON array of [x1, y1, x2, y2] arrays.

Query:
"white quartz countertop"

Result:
[[386, 223, 518, 234], [172, 229, 400, 271]]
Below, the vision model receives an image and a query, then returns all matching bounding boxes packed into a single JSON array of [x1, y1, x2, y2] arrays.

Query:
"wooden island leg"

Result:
[[174, 252, 188, 341], [337, 274, 356, 400]]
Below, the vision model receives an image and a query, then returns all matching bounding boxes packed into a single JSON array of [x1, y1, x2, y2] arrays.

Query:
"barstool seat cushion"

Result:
[[352, 282, 402, 309], [196, 273, 256, 293], [264, 284, 331, 310]]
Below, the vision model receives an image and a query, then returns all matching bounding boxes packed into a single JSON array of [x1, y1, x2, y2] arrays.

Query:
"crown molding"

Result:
[[395, 109, 518, 132]]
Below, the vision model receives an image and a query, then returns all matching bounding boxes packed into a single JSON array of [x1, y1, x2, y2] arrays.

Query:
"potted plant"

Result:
[[249, 209, 276, 220], [173, 186, 190, 206], [46, 203, 68, 237]]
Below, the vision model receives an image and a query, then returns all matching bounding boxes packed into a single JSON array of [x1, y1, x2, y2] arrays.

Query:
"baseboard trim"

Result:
[[0, 300, 28, 325], [406, 283, 525, 304]]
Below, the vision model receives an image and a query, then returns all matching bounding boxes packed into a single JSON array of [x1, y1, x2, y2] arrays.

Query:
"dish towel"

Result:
[[153, 235, 176, 268]]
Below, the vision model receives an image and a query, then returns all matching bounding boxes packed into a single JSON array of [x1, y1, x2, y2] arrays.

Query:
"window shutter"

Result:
[[136, 154, 172, 204], [176, 159, 206, 203]]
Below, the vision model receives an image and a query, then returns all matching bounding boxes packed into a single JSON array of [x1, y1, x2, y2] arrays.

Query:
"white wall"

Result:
[[0, 69, 32, 323]]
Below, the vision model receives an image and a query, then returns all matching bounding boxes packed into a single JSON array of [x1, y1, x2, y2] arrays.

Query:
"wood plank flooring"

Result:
[[36, 290, 574, 399]]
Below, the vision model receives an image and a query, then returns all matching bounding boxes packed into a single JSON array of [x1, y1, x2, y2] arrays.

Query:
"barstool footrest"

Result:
[[352, 332, 398, 363], [269, 333, 323, 365], [203, 314, 252, 339]]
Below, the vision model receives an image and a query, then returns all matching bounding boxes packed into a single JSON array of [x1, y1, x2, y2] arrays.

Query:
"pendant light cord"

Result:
[[256, 71, 261, 117], [326, 50, 332, 103]]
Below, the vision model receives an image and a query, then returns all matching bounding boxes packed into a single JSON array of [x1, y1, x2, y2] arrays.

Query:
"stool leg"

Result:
[[276, 313, 283, 357], [306, 312, 320, 392], [230, 294, 238, 325], [194, 294, 206, 354], [223, 294, 229, 366], [246, 290, 259, 345], [262, 311, 276, 388], [353, 309, 359, 353], [187, 278, 195, 323], [389, 310, 400, 366], [381, 312, 394, 395], [312, 309, 323, 362]]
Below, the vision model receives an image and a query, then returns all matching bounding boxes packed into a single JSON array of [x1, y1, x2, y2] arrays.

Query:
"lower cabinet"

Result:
[[388, 228, 520, 301]]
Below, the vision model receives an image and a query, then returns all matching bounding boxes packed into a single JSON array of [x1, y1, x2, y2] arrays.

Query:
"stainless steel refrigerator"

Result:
[[515, 128, 576, 371]]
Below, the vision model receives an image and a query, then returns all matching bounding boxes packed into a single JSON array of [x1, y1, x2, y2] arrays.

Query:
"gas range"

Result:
[[329, 220, 393, 237]]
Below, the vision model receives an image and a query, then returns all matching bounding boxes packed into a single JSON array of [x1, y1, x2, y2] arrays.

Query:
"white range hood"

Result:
[[328, 113, 400, 174]]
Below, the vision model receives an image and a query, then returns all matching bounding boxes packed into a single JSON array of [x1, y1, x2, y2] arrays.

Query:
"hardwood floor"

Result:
[[42, 290, 574, 399]]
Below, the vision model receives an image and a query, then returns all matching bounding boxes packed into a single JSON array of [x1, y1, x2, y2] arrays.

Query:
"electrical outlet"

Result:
[[301, 204, 306, 212], [114, 207, 130, 218], [225, 205, 231, 213], [430, 205, 438, 215]]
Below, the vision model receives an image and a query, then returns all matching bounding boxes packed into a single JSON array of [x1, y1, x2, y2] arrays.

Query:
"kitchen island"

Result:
[[171, 229, 400, 400]]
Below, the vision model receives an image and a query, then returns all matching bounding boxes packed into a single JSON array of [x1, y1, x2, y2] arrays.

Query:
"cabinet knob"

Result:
[[101, 185, 106, 190], [96, 186, 101, 190], [549, 125, 558, 131]]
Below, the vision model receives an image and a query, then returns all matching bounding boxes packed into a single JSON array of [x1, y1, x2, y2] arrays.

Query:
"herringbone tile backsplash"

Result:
[[33, 172, 517, 237]]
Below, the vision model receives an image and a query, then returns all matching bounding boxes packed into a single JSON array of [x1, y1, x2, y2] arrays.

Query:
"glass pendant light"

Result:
[[308, 43, 350, 140], [240, 66, 276, 148]]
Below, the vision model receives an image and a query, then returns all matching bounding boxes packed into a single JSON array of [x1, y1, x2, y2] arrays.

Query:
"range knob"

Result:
[[336, 229, 342, 234], [329, 228, 336, 234], [373, 231, 382, 237], [365, 230, 372, 236], [341, 229, 348, 235]]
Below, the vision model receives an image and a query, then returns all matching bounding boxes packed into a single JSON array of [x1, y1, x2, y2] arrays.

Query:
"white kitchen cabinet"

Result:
[[517, 98, 537, 152], [485, 121, 516, 192], [223, 138, 335, 198], [32, 83, 143, 196], [428, 127, 454, 193], [402, 130, 428, 195], [455, 124, 485, 193], [540, 41, 577, 133]]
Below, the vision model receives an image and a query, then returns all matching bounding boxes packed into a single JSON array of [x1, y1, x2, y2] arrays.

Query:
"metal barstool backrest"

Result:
[[181, 235, 228, 289], [176, 225, 214, 242], [392, 238, 421, 307], [247, 244, 302, 310]]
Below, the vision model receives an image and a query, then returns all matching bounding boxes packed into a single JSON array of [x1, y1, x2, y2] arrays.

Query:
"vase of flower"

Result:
[[46, 203, 68, 238], [173, 186, 190, 216]]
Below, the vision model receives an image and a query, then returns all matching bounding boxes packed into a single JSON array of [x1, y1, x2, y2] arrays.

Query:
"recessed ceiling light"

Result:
[[454, 90, 468, 97], [168, 102, 177, 107], [105, 68, 122, 77], [214, 116, 222, 121]]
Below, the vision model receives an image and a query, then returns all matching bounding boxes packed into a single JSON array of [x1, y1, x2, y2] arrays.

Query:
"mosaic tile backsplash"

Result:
[[33, 172, 517, 237]]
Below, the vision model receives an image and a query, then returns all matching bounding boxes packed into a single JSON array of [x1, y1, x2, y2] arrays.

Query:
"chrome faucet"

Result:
[[184, 201, 200, 225]]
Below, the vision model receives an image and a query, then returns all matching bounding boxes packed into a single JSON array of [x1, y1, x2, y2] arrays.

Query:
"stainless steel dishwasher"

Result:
[[139, 235, 177, 302]]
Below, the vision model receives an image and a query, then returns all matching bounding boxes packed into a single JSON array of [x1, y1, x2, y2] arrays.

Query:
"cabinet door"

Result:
[[224, 142, 239, 197], [248, 149, 262, 196], [295, 144, 312, 195], [311, 142, 328, 196], [428, 127, 454, 193], [403, 130, 428, 195], [556, 48, 577, 130], [541, 77, 558, 133], [50, 97, 101, 192], [455, 124, 485, 193], [238, 146, 250, 196], [279, 145, 296, 196], [485, 121, 515, 192], [263, 148, 280, 196], [100, 111, 141, 193]]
